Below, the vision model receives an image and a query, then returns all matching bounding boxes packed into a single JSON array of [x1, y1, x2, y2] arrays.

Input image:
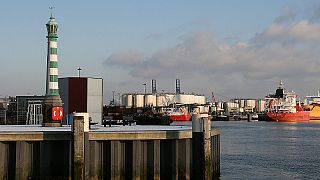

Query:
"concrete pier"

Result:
[[0, 122, 220, 179]]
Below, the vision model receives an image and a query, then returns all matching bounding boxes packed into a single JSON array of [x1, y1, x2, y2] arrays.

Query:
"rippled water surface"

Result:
[[172, 121, 320, 179], [214, 121, 320, 180]]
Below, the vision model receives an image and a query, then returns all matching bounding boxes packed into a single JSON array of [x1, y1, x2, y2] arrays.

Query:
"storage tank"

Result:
[[194, 95, 202, 105], [121, 94, 127, 107], [193, 95, 199, 104], [127, 94, 133, 107], [226, 102, 239, 109], [122, 94, 133, 107], [240, 99, 245, 108], [176, 94, 188, 104], [217, 102, 224, 109], [134, 94, 144, 107], [256, 99, 266, 112], [197, 95, 206, 105], [166, 94, 175, 105], [145, 94, 156, 107], [186, 94, 193, 104], [245, 99, 256, 108], [174, 94, 181, 104], [156, 95, 167, 107]]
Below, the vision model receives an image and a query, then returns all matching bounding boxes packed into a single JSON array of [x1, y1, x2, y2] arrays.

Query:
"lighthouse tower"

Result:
[[42, 11, 63, 127]]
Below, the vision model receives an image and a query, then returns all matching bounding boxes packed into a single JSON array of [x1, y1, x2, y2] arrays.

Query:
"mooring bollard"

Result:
[[192, 106, 212, 180], [72, 113, 89, 180], [247, 113, 252, 122]]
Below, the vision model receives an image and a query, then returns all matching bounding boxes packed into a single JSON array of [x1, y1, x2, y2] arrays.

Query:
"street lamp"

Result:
[[112, 91, 115, 105], [142, 83, 146, 94], [142, 83, 147, 107], [118, 93, 121, 106], [77, 67, 82, 77]]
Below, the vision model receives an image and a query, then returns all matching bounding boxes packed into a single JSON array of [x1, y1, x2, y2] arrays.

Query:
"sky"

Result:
[[1, 0, 320, 103]]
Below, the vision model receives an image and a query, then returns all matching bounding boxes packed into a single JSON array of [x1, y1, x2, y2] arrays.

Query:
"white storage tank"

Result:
[[197, 95, 206, 105], [240, 99, 245, 108], [134, 94, 144, 107], [176, 94, 188, 104], [121, 94, 127, 107], [256, 99, 266, 112], [226, 102, 239, 108], [195, 95, 201, 104], [167, 94, 175, 105], [245, 99, 256, 108], [122, 94, 133, 107], [156, 95, 167, 107], [193, 95, 199, 104], [175, 95, 181, 104], [127, 94, 133, 107], [186, 94, 194, 104], [145, 94, 156, 107], [217, 102, 224, 109]]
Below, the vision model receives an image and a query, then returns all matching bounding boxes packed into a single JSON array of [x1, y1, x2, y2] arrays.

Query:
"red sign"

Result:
[[52, 106, 64, 121]]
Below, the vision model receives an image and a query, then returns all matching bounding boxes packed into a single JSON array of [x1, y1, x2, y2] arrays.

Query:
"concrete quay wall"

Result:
[[0, 127, 220, 180]]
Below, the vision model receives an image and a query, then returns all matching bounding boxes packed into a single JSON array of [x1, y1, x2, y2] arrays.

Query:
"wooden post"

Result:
[[72, 113, 89, 180], [203, 116, 212, 180], [247, 113, 252, 122]]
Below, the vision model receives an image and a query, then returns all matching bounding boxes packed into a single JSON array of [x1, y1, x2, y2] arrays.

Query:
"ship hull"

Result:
[[266, 111, 309, 122], [306, 105, 320, 121], [310, 116, 320, 121], [169, 114, 191, 121]]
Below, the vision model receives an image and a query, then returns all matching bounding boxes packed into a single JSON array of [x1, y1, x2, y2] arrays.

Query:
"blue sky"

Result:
[[1, 0, 320, 103]]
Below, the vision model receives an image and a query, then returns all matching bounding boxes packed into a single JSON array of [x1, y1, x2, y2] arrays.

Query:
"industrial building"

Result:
[[16, 96, 45, 125], [0, 98, 10, 124], [121, 79, 206, 108], [3, 96, 45, 125], [59, 77, 103, 124], [211, 98, 266, 116], [121, 93, 206, 108]]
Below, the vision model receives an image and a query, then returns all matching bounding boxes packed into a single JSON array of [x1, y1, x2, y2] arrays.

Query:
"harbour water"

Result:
[[173, 121, 320, 179]]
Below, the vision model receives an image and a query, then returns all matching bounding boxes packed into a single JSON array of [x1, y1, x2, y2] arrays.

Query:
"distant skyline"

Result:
[[1, 0, 320, 103]]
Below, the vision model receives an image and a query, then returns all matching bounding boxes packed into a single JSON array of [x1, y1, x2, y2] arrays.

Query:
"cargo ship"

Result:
[[265, 81, 309, 122], [303, 91, 320, 121], [162, 107, 191, 121]]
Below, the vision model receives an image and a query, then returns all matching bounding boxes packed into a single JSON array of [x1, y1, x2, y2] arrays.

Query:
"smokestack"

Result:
[[152, 79, 157, 94], [176, 79, 181, 94]]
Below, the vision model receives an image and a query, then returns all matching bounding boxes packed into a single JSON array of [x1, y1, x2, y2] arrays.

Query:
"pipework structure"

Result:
[[42, 10, 63, 127]]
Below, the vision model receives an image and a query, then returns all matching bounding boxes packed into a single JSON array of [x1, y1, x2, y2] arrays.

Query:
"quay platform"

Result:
[[0, 123, 220, 180]]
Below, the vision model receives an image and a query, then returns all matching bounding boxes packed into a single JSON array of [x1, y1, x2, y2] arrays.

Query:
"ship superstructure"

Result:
[[265, 81, 309, 122]]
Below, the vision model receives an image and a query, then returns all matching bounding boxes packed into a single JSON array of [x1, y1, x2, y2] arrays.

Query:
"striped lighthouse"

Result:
[[46, 13, 59, 96], [43, 11, 63, 127]]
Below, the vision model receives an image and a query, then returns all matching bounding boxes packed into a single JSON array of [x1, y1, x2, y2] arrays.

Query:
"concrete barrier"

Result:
[[0, 120, 220, 179]]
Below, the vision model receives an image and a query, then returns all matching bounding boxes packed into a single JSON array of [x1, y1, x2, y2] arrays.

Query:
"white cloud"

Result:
[[290, 20, 320, 41], [104, 7, 320, 99], [104, 51, 144, 67]]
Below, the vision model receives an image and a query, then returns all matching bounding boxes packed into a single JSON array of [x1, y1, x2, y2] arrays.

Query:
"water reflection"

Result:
[[214, 121, 320, 180], [172, 121, 320, 179]]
